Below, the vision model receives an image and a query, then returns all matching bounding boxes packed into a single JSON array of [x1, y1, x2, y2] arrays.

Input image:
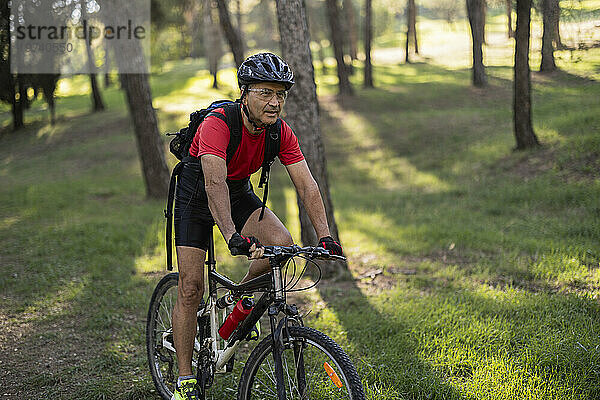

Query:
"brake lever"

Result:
[[305, 247, 329, 259], [310, 248, 346, 261]]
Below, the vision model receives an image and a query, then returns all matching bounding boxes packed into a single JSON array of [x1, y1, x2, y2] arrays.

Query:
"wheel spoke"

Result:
[[254, 375, 277, 397], [266, 357, 276, 383], [283, 351, 302, 398]]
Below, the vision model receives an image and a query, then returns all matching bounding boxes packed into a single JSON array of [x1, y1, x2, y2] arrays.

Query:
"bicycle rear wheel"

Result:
[[237, 326, 365, 400], [146, 272, 185, 400]]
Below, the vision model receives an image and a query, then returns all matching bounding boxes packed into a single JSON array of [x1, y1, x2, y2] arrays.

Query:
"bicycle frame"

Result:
[[149, 228, 357, 400], [200, 226, 302, 398]]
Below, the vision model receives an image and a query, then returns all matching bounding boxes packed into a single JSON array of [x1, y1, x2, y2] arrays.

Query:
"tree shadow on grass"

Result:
[[318, 62, 599, 247], [266, 61, 600, 398], [314, 279, 474, 400], [0, 111, 167, 398]]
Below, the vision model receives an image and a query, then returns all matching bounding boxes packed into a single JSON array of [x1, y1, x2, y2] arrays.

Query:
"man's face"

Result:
[[243, 82, 287, 127]]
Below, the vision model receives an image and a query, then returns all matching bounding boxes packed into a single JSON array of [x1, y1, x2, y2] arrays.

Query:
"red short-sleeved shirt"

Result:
[[189, 107, 305, 180]]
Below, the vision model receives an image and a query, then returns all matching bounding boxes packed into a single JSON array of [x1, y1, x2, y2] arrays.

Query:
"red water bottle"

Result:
[[218, 297, 254, 340]]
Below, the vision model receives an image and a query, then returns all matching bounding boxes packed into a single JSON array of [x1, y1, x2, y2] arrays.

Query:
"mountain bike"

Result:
[[146, 227, 365, 400]]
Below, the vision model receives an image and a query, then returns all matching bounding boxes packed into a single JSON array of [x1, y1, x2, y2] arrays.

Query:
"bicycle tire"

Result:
[[237, 326, 365, 400], [146, 272, 181, 400]]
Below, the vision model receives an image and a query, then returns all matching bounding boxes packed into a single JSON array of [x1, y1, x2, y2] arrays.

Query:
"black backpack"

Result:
[[164, 100, 282, 270]]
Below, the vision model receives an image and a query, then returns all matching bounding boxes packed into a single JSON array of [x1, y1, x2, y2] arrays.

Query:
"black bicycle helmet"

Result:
[[237, 52, 295, 91]]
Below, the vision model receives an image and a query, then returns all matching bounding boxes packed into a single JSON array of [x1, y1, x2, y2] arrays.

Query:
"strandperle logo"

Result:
[[10, 0, 150, 74], [15, 19, 147, 41]]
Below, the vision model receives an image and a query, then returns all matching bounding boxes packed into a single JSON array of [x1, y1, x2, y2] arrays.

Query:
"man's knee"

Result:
[[262, 224, 293, 246], [177, 273, 204, 308], [175, 246, 206, 308], [272, 229, 293, 246]]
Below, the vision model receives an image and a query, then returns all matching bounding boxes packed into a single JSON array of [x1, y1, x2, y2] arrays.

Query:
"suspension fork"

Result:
[[269, 255, 289, 400], [270, 301, 306, 400], [293, 336, 308, 400], [269, 302, 287, 400], [287, 304, 307, 400]]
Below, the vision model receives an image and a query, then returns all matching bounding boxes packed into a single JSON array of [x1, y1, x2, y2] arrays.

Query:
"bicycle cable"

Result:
[[283, 256, 299, 290], [284, 255, 322, 292]]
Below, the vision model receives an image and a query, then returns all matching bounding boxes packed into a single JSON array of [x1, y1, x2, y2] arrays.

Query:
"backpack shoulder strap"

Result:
[[164, 161, 185, 271], [265, 118, 282, 165], [221, 103, 243, 165], [257, 119, 282, 220], [260, 118, 282, 187]]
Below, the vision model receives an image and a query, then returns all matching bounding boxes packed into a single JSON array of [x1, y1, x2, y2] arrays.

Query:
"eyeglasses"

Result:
[[247, 88, 288, 102]]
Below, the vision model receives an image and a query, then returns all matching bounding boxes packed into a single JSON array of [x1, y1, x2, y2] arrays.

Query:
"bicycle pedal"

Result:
[[245, 324, 260, 341]]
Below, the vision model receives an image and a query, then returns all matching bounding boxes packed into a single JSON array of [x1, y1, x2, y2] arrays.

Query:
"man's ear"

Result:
[[240, 85, 248, 105]]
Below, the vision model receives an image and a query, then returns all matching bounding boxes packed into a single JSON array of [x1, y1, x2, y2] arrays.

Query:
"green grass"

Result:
[[1, 13, 600, 400]]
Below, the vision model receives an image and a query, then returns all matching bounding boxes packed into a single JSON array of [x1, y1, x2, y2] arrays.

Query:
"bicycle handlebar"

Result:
[[261, 244, 346, 261]]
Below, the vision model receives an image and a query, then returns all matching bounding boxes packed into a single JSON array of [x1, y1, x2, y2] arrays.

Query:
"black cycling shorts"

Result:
[[174, 161, 263, 250]]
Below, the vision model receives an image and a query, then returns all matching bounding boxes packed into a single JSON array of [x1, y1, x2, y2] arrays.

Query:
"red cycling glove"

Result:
[[228, 233, 262, 256], [318, 236, 343, 256]]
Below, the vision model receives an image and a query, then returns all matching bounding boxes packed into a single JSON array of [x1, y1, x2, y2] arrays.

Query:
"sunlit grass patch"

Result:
[[1, 11, 599, 398], [530, 248, 600, 286], [321, 277, 600, 399]]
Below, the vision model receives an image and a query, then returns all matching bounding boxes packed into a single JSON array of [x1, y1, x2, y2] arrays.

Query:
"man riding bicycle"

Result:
[[171, 52, 343, 400]]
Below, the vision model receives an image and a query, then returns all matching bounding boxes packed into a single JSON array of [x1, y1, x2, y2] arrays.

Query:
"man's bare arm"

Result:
[[285, 160, 331, 239], [201, 154, 237, 242]]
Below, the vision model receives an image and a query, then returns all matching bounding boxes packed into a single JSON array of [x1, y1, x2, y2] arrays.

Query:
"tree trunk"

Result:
[[467, 0, 487, 86], [514, 0, 540, 150], [86, 38, 105, 111], [482, 0, 487, 44], [81, 1, 105, 111], [549, 0, 563, 49], [12, 97, 24, 130], [259, 0, 275, 44], [203, 0, 223, 89], [119, 73, 170, 198], [405, 0, 418, 62], [325, 0, 353, 96], [364, 0, 374, 88], [184, 0, 202, 58], [236, 0, 242, 28], [89, 73, 105, 111], [507, 0, 514, 38], [103, 0, 170, 199], [4, 16, 23, 130], [215, 0, 245, 68], [12, 76, 24, 130], [343, 0, 358, 61], [1, 0, 20, 129], [47, 96, 56, 125], [19, 75, 30, 110], [412, 0, 419, 54], [540, 0, 557, 72], [104, 43, 112, 88], [36, 74, 60, 125], [275, 0, 347, 276]]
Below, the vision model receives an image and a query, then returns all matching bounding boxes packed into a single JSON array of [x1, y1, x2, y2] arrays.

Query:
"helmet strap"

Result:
[[240, 85, 260, 129], [241, 103, 266, 130]]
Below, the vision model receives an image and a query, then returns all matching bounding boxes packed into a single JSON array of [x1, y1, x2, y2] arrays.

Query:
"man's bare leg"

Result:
[[172, 246, 206, 377]]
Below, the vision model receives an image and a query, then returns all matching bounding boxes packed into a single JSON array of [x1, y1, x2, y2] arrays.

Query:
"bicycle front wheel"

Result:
[[238, 326, 365, 400]]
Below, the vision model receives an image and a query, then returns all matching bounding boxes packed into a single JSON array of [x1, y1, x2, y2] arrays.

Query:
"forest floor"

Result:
[[1, 17, 599, 400]]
